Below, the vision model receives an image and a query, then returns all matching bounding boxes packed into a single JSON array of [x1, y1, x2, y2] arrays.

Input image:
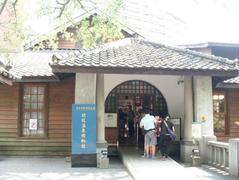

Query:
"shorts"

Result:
[[144, 130, 157, 146]]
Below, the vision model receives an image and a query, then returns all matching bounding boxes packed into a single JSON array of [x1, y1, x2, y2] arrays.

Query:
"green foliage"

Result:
[[0, 0, 26, 52], [50, 0, 124, 48], [0, 0, 124, 51]]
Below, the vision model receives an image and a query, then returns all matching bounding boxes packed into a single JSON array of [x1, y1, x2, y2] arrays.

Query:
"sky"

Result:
[[24, 0, 239, 45], [157, 0, 239, 44]]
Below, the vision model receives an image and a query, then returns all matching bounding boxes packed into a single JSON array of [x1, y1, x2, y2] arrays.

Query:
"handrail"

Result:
[[207, 140, 229, 172]]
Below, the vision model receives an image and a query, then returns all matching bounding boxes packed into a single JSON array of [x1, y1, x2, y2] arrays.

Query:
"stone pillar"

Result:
[[199, 135, 216, 164], [72, 73, 97, 167], [229, 139, 239, 177], [75, 73, 96, 103], [181, 76, 197, 162], [193, 76, 213, 135], [184, 76, 193, 140], [96, 73, 109, 168], [193, 76, 216, 163]]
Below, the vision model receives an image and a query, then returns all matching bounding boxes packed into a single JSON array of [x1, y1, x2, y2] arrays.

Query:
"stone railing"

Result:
[[207, 141, 229, 172]]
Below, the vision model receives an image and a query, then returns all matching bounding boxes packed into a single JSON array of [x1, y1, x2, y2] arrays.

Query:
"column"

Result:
[[184, 76, 193, 140], [75, 73, 96, 104], [72, 73, 97, 167], [194, 76, 216, 163], [193, 76, 213, 135], [180, 76, 197, 162], [96, 73, 109, 168], [229, 139, 239, 177]]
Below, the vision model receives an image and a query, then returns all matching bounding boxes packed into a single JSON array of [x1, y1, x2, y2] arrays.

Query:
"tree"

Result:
[[0, 0, 124, 52]]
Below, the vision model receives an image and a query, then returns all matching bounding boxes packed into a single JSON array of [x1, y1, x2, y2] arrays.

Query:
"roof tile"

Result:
[[51, 38, 238, 73]]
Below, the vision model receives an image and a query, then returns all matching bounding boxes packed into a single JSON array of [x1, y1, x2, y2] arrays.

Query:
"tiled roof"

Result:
[[0, 66, 14, 79], [9, 50, 74, 81], [119, 0, 186, 44], [0, 58, 15, 84], [223, 76, 239, 84], [24, 0, 186, 50], [215, 76, 239, 88], [50, 38, 238, 75]]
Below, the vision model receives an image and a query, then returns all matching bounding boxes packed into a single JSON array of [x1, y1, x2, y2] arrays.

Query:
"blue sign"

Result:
[[72, 104, 96, 154]]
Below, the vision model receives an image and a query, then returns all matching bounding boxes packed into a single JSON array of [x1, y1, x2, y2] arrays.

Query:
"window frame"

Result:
[[213, 90, 228, 136], [105, 80, 168, 116], [18, 83, 49, 138]]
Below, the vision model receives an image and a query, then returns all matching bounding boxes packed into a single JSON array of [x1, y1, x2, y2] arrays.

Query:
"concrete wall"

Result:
[[104, 74, 184, 119]]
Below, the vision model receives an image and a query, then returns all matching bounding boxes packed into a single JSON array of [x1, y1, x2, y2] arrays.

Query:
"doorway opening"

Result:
[[105, 80, 168, 147]]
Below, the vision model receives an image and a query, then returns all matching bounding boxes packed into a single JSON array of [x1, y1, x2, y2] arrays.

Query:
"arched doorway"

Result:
[[105, 80, 168, 147]]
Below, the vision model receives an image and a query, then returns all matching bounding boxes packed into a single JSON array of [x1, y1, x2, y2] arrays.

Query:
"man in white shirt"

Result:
[[140, 109, 157, 158]]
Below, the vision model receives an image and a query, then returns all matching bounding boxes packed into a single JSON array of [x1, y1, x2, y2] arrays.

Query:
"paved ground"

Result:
[[119, 147, 238, 180], [0, 156, 133, 180], [0, 149, 238, 180]]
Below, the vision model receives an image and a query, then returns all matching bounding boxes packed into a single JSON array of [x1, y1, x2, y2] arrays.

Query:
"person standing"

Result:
[[155, 116, 162, 152], [118, 108, 127, 138], [140, 108, 157, 158], [127, 105, 135, 137], [158, 115, 175, 160]]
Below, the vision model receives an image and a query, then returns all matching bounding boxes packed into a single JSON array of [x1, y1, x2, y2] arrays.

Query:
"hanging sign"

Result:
[[29, 119, 38, 130], [135, 96, 141, 106], [72, 104, 96, 154]]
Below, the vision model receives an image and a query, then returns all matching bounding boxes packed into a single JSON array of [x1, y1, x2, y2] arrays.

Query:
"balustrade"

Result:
[[208, 141, 229, 171]]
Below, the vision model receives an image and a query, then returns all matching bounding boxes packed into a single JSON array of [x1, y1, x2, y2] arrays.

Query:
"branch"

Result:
[[12, 0, 18, 21], [56, 0, 70, 18], [0, 0, 8, 15], [76, 0, 84, 8]]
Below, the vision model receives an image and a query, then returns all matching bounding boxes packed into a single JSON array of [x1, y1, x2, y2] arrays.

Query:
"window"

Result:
[[213, 92, 227, 134], [21, 84, 47, 137]]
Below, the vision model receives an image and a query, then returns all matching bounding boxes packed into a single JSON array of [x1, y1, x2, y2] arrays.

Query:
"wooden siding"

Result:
[[105, 127, 118, 145], [0, 77, 75, 156], [228, 89, 239, 138], [58, 39, 76, 49], [217, 89, 239, 142]]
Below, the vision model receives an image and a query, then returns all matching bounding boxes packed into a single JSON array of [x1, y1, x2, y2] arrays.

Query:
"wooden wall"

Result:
[[227, 89, 239, 137], [216, 89, 239, 142], [0, 77, 75, 156]]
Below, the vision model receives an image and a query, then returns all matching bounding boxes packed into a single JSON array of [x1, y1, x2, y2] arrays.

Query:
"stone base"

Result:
[[180, 140, 198, 163], [71, 154, 97, 167], [229, 139, 239, 177], [97, 141, 109, 169], [192, 156, 201, 166], [199, 135, 216, 164], [97, 158, 109, 169]]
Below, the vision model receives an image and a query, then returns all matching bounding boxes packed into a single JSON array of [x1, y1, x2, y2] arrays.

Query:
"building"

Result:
[[1, 0, 239, 166], [0, 37, 238, 166], [182, 42, 239, 142]]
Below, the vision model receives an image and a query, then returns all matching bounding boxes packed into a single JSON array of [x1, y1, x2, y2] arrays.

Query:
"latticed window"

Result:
[[105, 80, 168, 117], [21, 84, 47, 137], [213, 92, 226, 133]]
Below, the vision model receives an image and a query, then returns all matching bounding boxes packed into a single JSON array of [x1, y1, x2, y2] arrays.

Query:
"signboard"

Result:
[[72, 104, 96, 154], [104, 113, 117, 127], [192, 123, 202, 138], [29, 119, 38, 130]]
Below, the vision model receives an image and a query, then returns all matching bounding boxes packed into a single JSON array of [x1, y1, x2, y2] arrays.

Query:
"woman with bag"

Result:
[[158, 115, 175, 160]]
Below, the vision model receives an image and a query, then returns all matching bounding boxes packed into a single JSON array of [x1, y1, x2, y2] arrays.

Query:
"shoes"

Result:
[[160, 156, 166, 161], [141, 154, 150, 159], [151, 155, 156, 159]]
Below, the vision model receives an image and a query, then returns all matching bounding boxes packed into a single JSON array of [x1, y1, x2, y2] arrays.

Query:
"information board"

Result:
[[104, 113, 117, 127], [72, 104, 96, 154]]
